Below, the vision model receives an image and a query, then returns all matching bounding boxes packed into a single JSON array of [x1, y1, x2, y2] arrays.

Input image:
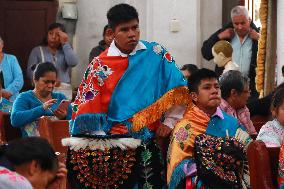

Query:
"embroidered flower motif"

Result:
[[95, 65, 113, 86], [164, 52, 174, 62], [175, 127, 189, 142], [153, 44, 163, 55], [84, 90, 99, 101]]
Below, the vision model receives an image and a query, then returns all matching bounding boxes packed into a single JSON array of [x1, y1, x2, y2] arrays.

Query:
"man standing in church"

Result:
[[202, 6, 260, 100], [65, 3, 190, 189]]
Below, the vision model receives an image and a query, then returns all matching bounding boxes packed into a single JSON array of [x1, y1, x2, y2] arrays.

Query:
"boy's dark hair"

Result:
[[180, 64, 198, 75], [107, 3, 139, 30], [187, 68, 218, 93], [0, 137, 58, 171], [219, 70, 249, 99], [271, 87, 284, 110], [33, 62, 57, 81], [42, 22, 66, 46]]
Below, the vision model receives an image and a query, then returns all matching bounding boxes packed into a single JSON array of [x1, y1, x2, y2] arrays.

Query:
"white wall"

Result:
[[58, 0, 222, 86]]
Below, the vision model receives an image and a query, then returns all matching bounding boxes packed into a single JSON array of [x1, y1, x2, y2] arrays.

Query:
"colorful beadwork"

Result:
[[69, 147, 136, 188], [194, 134, 246, 188]]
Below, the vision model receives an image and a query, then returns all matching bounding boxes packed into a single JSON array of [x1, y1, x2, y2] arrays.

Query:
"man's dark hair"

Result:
[[187, 68, 218, 93], [102, 24, 110, 36], [107, 3, 139, 30], [33, 62, 58, 81], [219, 70, 249, 99], [0, 137, 58, 171], [180, 64, 198, 75]]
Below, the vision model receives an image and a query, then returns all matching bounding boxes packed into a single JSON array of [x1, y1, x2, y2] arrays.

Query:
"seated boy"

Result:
[[167, 68, 250, 188]]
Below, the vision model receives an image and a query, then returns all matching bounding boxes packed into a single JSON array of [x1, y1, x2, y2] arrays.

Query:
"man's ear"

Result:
[[190, 92, 198, 103], [28, 160, 40, 176]]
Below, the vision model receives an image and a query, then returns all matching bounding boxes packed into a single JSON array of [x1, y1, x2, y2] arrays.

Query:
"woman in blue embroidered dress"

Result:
[[11, 62, 72, 137]]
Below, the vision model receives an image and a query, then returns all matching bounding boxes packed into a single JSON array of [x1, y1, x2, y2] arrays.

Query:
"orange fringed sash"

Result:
[[167, 105, 210, 184], [132, 86, 191, 132]]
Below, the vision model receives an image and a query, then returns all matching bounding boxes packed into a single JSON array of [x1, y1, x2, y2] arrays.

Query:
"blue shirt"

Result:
[[1, 54, 24, 101], [11, 90, 72, 137], [231, 33, 252, 76]]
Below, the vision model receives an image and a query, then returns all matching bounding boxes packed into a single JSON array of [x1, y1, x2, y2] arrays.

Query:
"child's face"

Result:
[[273, 103, 284, 125], [191, 78, 221, 111]]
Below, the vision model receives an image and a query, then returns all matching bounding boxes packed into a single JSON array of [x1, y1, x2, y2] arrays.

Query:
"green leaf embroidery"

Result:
[[180, 142, 184, 150]]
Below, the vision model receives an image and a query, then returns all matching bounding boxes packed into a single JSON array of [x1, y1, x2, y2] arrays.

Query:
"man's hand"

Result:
[[217, 28, 234, 40], [249, 29, 260, 40], [46, 162, 67, 189], [156, 124, 172, 138]]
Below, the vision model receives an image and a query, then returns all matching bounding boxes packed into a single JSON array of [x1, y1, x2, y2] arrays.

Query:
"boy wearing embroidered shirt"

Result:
[[167, 68, 250, 189]]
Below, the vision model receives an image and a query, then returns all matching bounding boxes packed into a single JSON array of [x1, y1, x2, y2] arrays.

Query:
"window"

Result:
[[244, 0, 262, 28]]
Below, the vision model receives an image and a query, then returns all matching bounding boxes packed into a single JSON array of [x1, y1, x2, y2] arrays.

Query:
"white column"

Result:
[[277, 0, 284, 85]]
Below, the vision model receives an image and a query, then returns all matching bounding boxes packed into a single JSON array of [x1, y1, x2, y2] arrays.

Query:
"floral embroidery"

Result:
[[0, 167, 27, 182], [174, 124, 191, 150], [153, 44, 163, 55], [94, 64, 113, 86]]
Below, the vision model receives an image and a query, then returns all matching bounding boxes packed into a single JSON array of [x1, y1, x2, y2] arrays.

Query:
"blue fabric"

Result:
[[206, 111, 245, 136], [70, 113, 112, 135], [0, 98, 13, 113], [231, 34, 252, 77], [1, 54, 24, 101], [11, 90, 72, 137], [169, 159, 194, 189], [123, 121, 154, 141], [108, 41, 186, 123]]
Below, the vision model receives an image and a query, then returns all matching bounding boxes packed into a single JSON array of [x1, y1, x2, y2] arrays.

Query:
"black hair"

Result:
[[33, 62, 57, 81], [0, 137, 58, 171], [187, 68, 218, 93], [103, 24, 110, 36], [107, 3, 139, 30], [180, 64, 198, 75], [219, 70, 249, 99], [282, 65, 284, 74], [41, 22, 66, 46], [271, 87, 284, 111]]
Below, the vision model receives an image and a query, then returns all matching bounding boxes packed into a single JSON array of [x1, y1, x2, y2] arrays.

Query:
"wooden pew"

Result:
[[247, 140, 280, 189], [0, 111, 22, 142], [38, 116, 70, 154]]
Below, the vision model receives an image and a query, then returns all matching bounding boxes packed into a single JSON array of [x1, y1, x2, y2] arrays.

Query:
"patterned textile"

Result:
[[67, 139, 165, 189], [194, 134, 246, 188], [70, 40, 189, 137], [167, 106, 245, 189], [0, 166, 33, 189], [220, 98, 256, 135], [257, 119, 284, 147]]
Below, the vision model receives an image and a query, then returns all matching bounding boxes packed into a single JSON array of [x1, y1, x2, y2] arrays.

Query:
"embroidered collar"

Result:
[[212, 107, 224, 120], [107, 40, 147, 57]]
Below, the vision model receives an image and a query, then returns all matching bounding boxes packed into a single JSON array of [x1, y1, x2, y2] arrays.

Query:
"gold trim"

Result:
[[256, 0, 268, 96], [132, 86, 192, 131]]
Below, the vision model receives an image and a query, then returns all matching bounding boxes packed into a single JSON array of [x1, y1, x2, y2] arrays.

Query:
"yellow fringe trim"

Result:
[[132, 86, 192, 132], [256, 0, 268, 95]]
